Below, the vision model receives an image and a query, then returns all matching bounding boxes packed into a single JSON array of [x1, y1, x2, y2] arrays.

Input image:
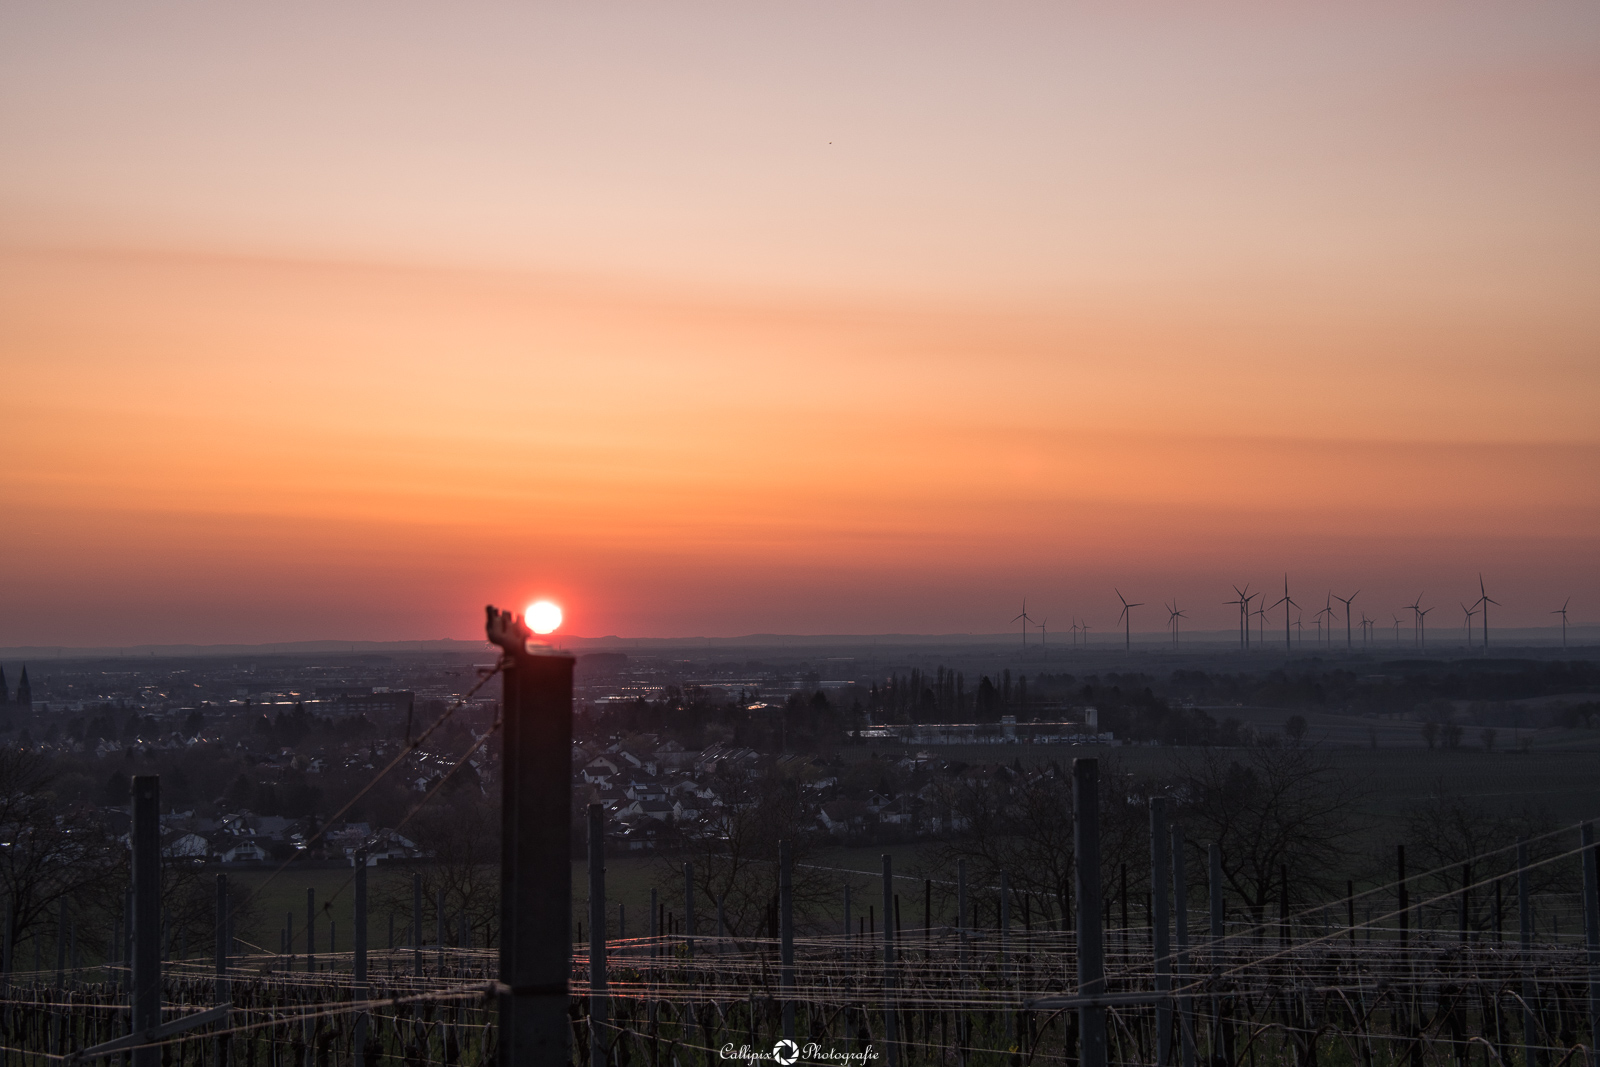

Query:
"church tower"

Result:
[[15, 666, 31, 709]]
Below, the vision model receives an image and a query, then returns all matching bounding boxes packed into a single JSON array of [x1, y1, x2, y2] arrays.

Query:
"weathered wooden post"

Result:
[[684, 861, 696, 957], [1519, 840, 1537, 1067], [488, 605, 576, 1067], [437, 887, 446, 974], [1075, 758, 1106, 1067], [307, 887, 317, 974], [1172, 825, 1196, 1067], [131, 775, 160, 1067], [780, 840, 795, 1042], [588, 804, 609, 1067], [1151, 799, 1172, 1067], [1582, 823, 1598, 1066]]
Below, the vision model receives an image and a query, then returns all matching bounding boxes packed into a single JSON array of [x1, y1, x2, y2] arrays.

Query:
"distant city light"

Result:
[[526, 600, 562, 635]]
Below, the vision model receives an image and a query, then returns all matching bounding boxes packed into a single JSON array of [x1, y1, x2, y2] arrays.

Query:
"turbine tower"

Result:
[[1166, 601, 1188, 649], [1012, 599, 1036, 646], [1405, 594, 1425, 648], [1460, 602, 1478, 647], [1270, 575, 1299, 655], [1115, 589, 1144, 652], [1225, 585, 1252, 650], [1038, 618, 1048, 647], [1473, 575, 1499, 649], [1333, 590, 1359, 651], [1552, 598, 1570, 649]]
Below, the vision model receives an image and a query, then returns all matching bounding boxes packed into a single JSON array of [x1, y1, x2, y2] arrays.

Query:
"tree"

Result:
[[375, 789, 500, 948], [1284, 716, 1308, 743], [0, 750, 123, 957], [1420, 721, 1440, 750], [1480, 727, 1497, 752], [1401, 785, 1567, 933], [658, 769, 835, 938], [1176, 743, 1368, 930]]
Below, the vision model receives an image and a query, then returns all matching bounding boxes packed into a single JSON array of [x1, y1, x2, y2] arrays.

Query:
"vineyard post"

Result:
[[131, 774, 161, 1067], [1519, 840, 1536, 1067], [1582, 823, 1598, 1064], [487, 605, 576, 1067], [684, 862, 697, 958], [883, 853, 899, 1067], [354, 849, 369, 1067], [1171, 825, 1195, 1067], [1209, 842, 1232, 1066], [308, 887, 317, 975], [412, 872, 422, 976], [588, 804, 609, 1067], [780, 840, 794, 1042], [215, 873, 229, 1066], [437, 888, 445, 974], [1074, 758, 1106, 1067], [1150, 799, 1172, 1067]]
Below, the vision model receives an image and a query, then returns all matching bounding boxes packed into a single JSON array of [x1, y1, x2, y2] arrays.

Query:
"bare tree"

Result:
[[1176, 743, 1367, 929], [0, 750, 123, 956], [657, 771, 837, 938], [375, 790, 499, 948]]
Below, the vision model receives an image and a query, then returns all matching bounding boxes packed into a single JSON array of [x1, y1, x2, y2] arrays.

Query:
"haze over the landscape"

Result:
[[3, 1, 1596, 646]]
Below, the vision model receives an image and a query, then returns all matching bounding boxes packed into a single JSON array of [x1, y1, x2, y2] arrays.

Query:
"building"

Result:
[[14, 666, 31, 709]]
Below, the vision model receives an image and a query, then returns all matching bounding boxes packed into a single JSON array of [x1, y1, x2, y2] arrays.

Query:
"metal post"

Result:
[[131, 775, 160, 1067], [1519, 840, 1537, 1067], [355, 851, 369, 1067], [437, 888, 446, 974], [1582, 824, 1599, 1067], [1074, 758, 1106, 1067], [684, 861, 696, 957], [1209, 842, 1230, 1066], [488, 605, 576, 1067], [883, 853, 899, 1067], [1460, 863, 1471, 944], [1172, 825, 1195, 1067], [307, 887, 316, 974], [588, 804, 609, 1067], [1, 896, 11, 995], [780, 840, 795, 1041], [214, 874, 230, 1067], [55, 899, 66, 987], [1151, 799, 1172, 1067], [413, 872, 423, 976], [1001, 869, 1014, 1045]]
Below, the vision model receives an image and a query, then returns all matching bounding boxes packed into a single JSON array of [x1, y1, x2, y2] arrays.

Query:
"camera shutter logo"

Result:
[[772, 1039, 800, 1065]]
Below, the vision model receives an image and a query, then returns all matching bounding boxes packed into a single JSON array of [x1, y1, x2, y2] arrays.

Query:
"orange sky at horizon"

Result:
[[1, 1, 1596, 645]]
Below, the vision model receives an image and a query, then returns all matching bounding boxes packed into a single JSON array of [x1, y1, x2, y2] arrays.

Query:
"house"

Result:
[[220, 841, 267, 864], [163, 831, 210, 859], [625, 798, 675, 822]]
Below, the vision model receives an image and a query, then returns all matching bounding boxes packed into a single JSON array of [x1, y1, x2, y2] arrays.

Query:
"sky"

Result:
[[2, 1, 1597, 645]]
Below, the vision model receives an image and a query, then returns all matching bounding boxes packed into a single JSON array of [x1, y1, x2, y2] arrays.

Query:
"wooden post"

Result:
[[412, 871, 423, 976], [684, 861, 696, 958], [1075, 758, 1106, 1067], [488, 606, 576, 1067], [1150, 799, 1172, 1067], [131, 775, 160, 1067], [589, 804, 609, 1067]]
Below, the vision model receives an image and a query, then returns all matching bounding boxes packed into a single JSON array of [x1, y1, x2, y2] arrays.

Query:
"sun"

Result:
[[525, 600, 562, 635]]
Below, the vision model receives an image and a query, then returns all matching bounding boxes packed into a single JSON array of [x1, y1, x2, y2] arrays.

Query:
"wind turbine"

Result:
[[1418, 604, 1434, 649], [1038, 618, 1048, 647], [1473, 575, 1499, 649], [1332, 590, 1359, 651], [1552, 598, 1570, 649], [1392, 614, 1403, 646], [1225, 585, 1252, 650], [1359, 614, 1374, 648], [1460, 602, 1478, 647], [1012, 599, 1036, 646], [1070, 618, 1082, 647], [1116, 589, 1143, 651], [1316, 594, 1337, 647], [1405, 594, 1425, 647], [1166, 601, 1188, 649], [1270, 575, 1298, 655], [1293, 613, 1304, 646], [1252, 597, 1268, 647]]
